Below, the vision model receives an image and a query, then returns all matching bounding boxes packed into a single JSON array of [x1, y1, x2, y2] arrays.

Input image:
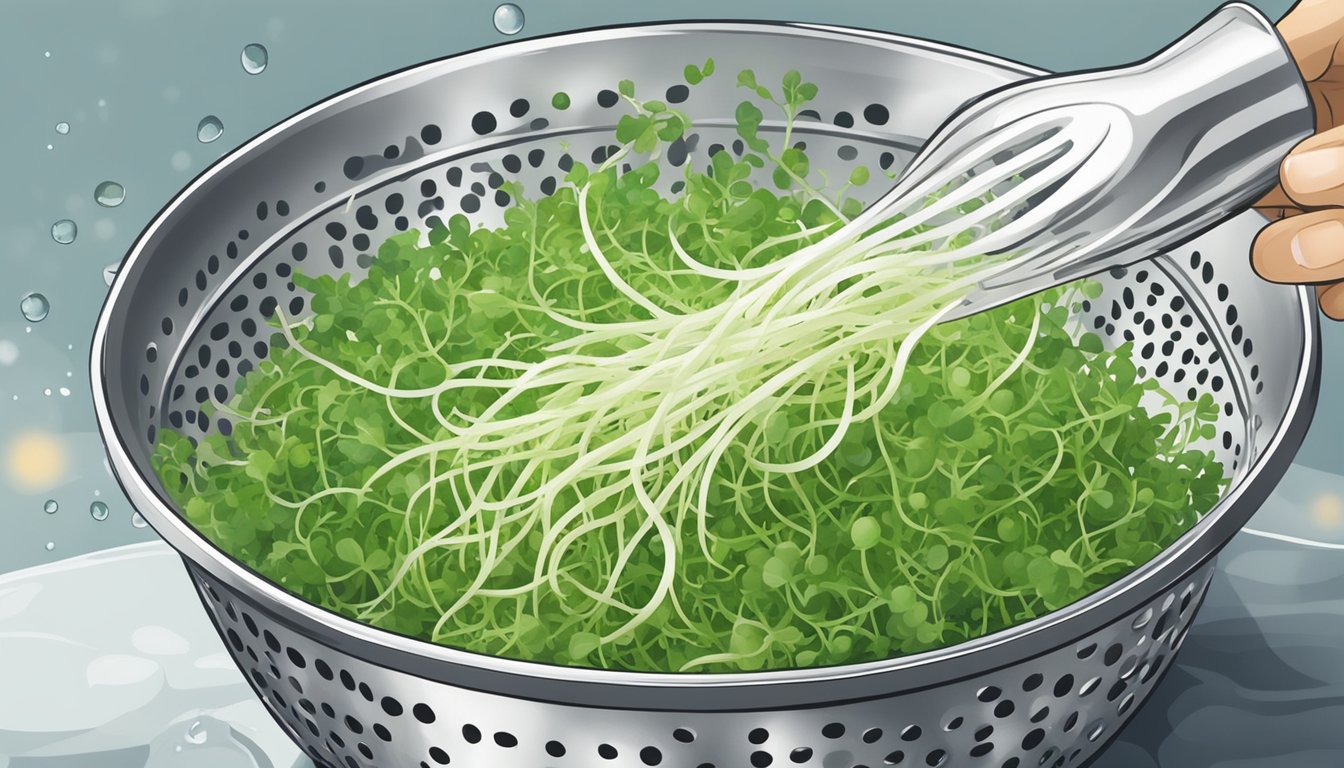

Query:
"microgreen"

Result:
[[153, 68, 1223, 673]]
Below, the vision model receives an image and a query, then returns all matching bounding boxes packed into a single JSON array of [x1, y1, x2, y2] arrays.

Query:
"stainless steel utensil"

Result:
[[91, 12, 1318, 768], [867, 2, 1316, 322]]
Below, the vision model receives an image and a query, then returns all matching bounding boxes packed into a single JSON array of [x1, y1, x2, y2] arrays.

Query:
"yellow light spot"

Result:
[[1313, 493, 1344, 529], [4, 431, 68, 492]]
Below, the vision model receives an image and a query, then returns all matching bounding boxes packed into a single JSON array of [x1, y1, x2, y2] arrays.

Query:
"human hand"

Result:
[[1253, 0, 1344, 319]]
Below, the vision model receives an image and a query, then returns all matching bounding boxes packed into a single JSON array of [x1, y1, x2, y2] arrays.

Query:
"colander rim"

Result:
[[90, 18, 1320, 710]]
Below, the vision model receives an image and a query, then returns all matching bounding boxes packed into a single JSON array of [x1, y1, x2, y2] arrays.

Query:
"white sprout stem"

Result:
[[271, 125, 1060, 649]]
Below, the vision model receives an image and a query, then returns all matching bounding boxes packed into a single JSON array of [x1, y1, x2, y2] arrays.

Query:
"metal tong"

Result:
[[870, 2, 1315, 322]]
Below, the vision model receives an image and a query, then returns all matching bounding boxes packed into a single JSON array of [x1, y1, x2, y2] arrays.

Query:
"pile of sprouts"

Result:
[[154, 65, 1225, 672]]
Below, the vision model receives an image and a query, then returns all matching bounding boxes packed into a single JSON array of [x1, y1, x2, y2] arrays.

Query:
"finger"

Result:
[[1279, 0, 1344, 80], [1251, 209, 1344, 283], [1317, 283, 1344, 319], [1280, 127, 1344, 209]]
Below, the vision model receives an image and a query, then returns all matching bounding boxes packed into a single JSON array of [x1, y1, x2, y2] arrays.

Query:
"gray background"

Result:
[[6, 2, 1344, 767]]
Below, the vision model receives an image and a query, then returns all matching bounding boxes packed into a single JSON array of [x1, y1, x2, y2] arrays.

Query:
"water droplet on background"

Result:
[[493, 3, 525, 35], [94, 181, 126, 207], [196, 116, 223, 144], [90, 501, 109, 521], [241, 43, 268, 74], [103, 262, 120, 286], [185, 720, 208, 745], [51, 219, 77, 244], [45, 542, 55, 552], [20, 293, 50, 322], [143, 715, 271, 768], [55, 121, 70, 135], [132, 512, 148, 528], [44, 499, 58, 514]]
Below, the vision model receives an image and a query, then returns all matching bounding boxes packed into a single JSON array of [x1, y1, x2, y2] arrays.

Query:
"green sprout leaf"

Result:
[[151, 64, 1225, 676], [850, 516, 881, 550], [335, 538, 364, 566]]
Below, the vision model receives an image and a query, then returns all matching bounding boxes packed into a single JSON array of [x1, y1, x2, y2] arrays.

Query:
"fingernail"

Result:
[[1284, 146, 1344, 195], [1290, 220, 1344, 269]]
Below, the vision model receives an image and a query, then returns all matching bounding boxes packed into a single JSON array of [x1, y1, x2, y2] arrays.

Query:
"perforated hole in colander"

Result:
[[187, 560, 1210, 768]]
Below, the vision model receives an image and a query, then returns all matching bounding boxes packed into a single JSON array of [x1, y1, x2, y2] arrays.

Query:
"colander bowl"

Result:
[[91, 21, 1319, 768]]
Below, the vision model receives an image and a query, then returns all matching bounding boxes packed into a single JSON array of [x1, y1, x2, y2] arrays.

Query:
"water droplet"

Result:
[[241, 43, 268, 74], [493, 3, 525, 35], [185, 720, 208, 745], [143, 715, 272, 768], [45, 542, 55, 552], [90, 501, 109, 521], [196, 116, 223, 144], [20, 293, 50, 322], [51, 219, 77, 244], [44, 499, 58, 514], [55, 122, 70, 135], [171, 150, 192, 171], [0, 340, 17, 365], [132, 511, 148, 528], [95, 181, 126, 207], [103, 261, 120, 286]]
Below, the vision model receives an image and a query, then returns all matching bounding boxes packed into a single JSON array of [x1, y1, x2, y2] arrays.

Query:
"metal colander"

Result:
[[91, 22, 1319, 768]]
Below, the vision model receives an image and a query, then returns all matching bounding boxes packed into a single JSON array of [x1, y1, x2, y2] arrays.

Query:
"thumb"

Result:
[[1280, 125, 1344, 209], [1279, 0, 1344, 80]]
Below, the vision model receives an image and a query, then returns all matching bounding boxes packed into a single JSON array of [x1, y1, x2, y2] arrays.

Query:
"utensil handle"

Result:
[[1050, 1, 1315, 280], [948, 2, 1317, 318]]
